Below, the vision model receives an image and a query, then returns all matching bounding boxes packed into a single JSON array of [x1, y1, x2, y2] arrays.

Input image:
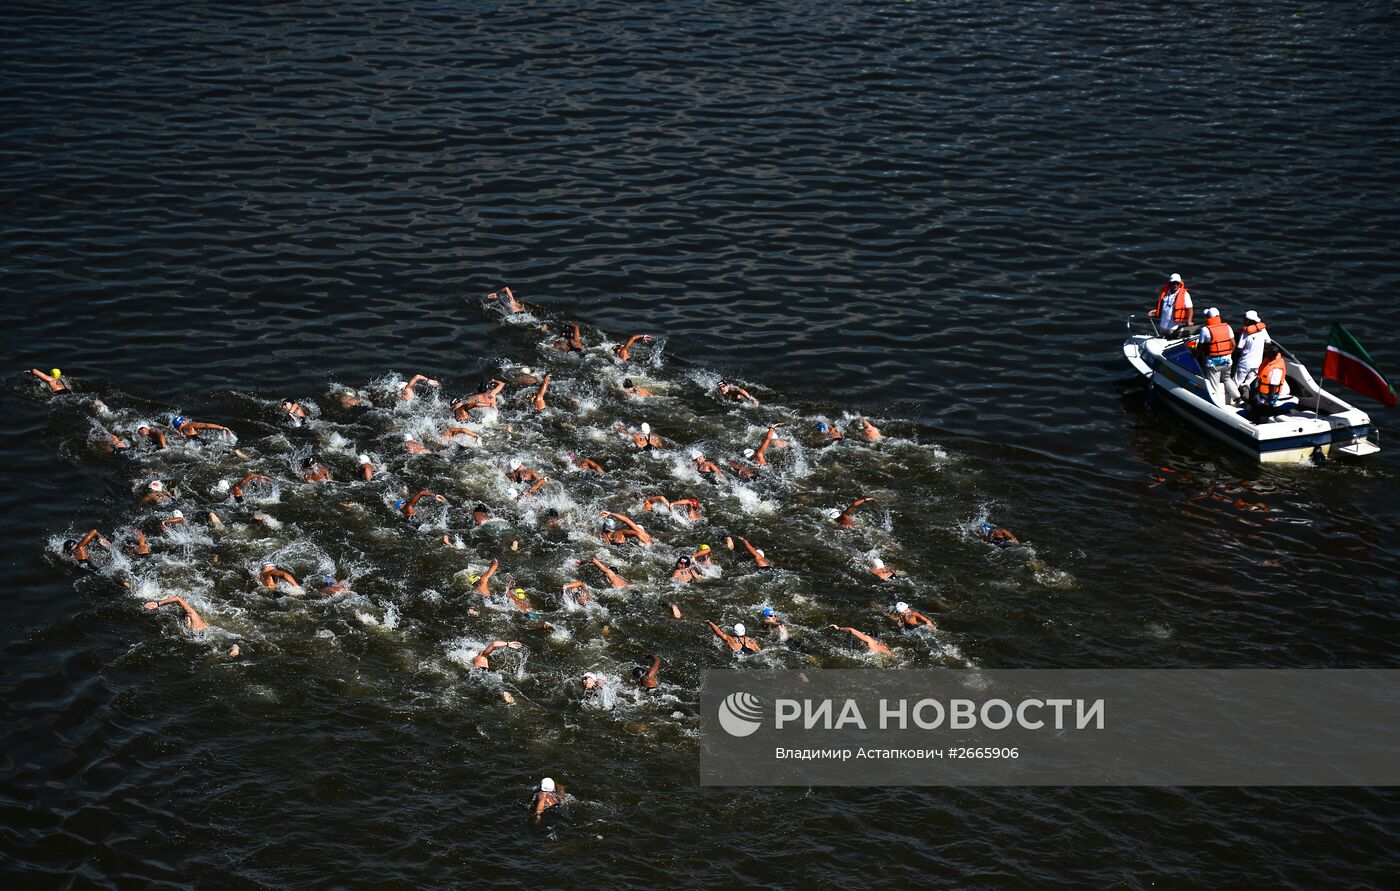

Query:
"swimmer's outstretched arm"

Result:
[[524, 477, 548, 498], [907, 610, 935, 628], [705, 620, 734, 646], [601, 512, 651, 544], [405, 489, 445, 510], [442, 426, 481, 441], [614, 334, 653, 360], [588, 557, 626, 588], [754, 425, 780, 464], [532, 374, 552, 411], [185, 421, 231, 434], [146, 596, 208, 632], [737, 537, 769, 565], [401, 374, 441, 400], [475, 559, 499, 595], [643, 496, 671, 511]]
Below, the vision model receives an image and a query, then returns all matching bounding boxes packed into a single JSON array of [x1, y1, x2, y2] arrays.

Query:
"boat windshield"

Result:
[[1163, 342, 1202, 377]]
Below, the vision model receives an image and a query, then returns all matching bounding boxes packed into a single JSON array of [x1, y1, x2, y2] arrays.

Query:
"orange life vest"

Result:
[[1239, 320, 1267, 339], [1202, 317, 1234, 358], [1257, 354, 1287, 399], [1155, 282, 1190, 323]]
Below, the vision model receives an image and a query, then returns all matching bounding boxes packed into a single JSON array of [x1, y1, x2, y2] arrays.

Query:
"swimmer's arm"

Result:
[[186, 422, 230, 433], [488, 380, 507, 397], [738, 538, 761, 559], [78, 529, 107, 550], [734, 385, 758, 404], [237, 472, 271, 487], [29, 368, 57, 384], [442, 426, 480, 440], [643, 496, 670, 510], [525, 478, 548, 497], [911, 611, 935, 627], [561, 581, 588, 592], [151, 429, 167, 448], [150, 596, 208, 632]]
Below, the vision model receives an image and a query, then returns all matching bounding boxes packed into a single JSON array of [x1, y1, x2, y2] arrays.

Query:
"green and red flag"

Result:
[[1323, 322, 1395, 407]]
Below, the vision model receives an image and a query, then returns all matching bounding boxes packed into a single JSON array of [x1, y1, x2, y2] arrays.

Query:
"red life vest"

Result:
[[1155, 282, 1190, 323], [1202, 317, 1234, 358], [1257, 354, 1287, 399]]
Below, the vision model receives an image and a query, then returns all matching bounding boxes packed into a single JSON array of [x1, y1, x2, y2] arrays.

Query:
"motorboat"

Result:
[[1122, 316, 1380, 463]]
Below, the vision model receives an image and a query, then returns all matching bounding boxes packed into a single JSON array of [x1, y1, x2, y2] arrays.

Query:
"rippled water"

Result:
[[4, 1, 1399, 887]]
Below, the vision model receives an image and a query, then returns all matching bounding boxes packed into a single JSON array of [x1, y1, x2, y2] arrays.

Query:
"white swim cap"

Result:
[[640, 422, 651, 435], [755, 549, 765, 558], [510, 460, 522, 471], [403, 433, 415, 441], [1170, 273, 1182, 283], [824, 508, 841, 519], [520, 366, 532, 375], [357, 454, 370, 464], [261, 562, 274, 570], [743, 448, 755, 458], [896, 601, 909, 613], [215, 480, 230, 493], [540, 777, 555, 792], [1245, 310, 1260, 322], [733, 623, 746, 637], [149, 480, 163, 492], [171, 509, 183, 519], [872, 557, 884, 568], [689, 450, 702, 460], [583, 672, 596, 680]]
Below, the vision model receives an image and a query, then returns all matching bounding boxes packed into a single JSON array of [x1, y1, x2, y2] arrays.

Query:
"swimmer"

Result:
[[121, 526, 151, 558], [531, 777, 563, 825], [281, 399, 308, 426], [706, 620, 761, 653], [486, 286, 525, 314], [643, 496, 701, 522], [622, 378, 654, 398], [28, 368, 71, 393], [62, 529, 109, 568], [670, 554, 699, 583], [314, 575, 351, 596], [472, 503, 494, 526], [833, 496, 875, 528], [815, 420, 842, 441], [614, 334, 654, 361], [224, 472, 271, 503], [690, 450, 727, 480], [753, 424, 786, 466], [403, 433, 429, 454], [543, 507, 565, 534], [136, 425, 168, 450], [561, 580, 592, 606], [870, 556, 896, 581], [588, 557, 628, 589], [259, 562, 301, 593], [691, 543, 715, 566], [160, 509, 185, 531], [599, 511, 651, 545], [532, 373, 552, 411], [852, 417, 882, 442], [336, 389, 367, 410], [144, 596, 208, 632], [99, 429, 129, 455], [979, 522, 1020, 547], [358, 454, 375, 481], [441, 426, 481, 443], [454, 380, 506, 415], [760, 607, 788, 641], [737, 537, 773, 570], [570, 454, 606, 474], [474, 559, 500, 596], [717, 381, 758, 404], [613, 421, 663, 450], [889, 601, 935, 631], [512, 366, 540, 386], [171, 416, 232, 440], [582, 672, 606, 697], [302, 459, 332, 482], [633, 653, 661, 690], [471, 639, 520, 670], [828, 624, 892, 655], [140, 480, 171, 505], [507, 586, 534, 614], [400, 374, 441, 401], [400, 489, 445, 521], [552, 323, 585, 353], [507, 461, 542, 485], [725, 457, 758, 480]]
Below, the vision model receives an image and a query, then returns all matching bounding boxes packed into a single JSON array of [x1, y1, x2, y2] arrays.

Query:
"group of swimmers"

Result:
[[30, 285, 1024, 825]]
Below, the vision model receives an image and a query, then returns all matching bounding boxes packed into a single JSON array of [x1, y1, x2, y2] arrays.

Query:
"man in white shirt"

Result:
[[1152, 273, 1193, 335], [1233, 310, 1271, 391], [1194, 307, 1239, 402]]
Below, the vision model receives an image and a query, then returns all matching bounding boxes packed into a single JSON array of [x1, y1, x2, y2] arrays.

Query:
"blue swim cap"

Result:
[[322, 575, 335, 586], [395, 499, 406, 509], [817, 422, 828, 431], [762, 607, 774, 618], [980, 523, 993, 534], [171, 415, 186, 428]]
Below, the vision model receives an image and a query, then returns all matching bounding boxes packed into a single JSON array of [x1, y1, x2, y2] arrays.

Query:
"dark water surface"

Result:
[[4, 1, 1399, 887]]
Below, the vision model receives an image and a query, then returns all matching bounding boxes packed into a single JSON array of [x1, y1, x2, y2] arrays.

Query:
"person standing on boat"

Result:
[[1150, 273, 1193, 335], [1247, 343, 1289, 422], [1195, 308, 1239, 402], [1233, 310, 1271, 392]]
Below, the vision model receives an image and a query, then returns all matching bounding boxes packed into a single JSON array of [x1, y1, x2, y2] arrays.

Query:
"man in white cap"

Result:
[[1233, 310, 1272, 393], [1150, 273, 1193, 335], [531, 777, 564, 824], [1194, 307, 1239, 402]]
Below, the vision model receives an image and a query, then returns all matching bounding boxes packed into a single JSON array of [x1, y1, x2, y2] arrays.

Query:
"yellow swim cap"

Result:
[[699, 544, 710, 551], [514, 589, 526, 598], [51, 368, 61, 379], [468, 575, 479, 582]]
